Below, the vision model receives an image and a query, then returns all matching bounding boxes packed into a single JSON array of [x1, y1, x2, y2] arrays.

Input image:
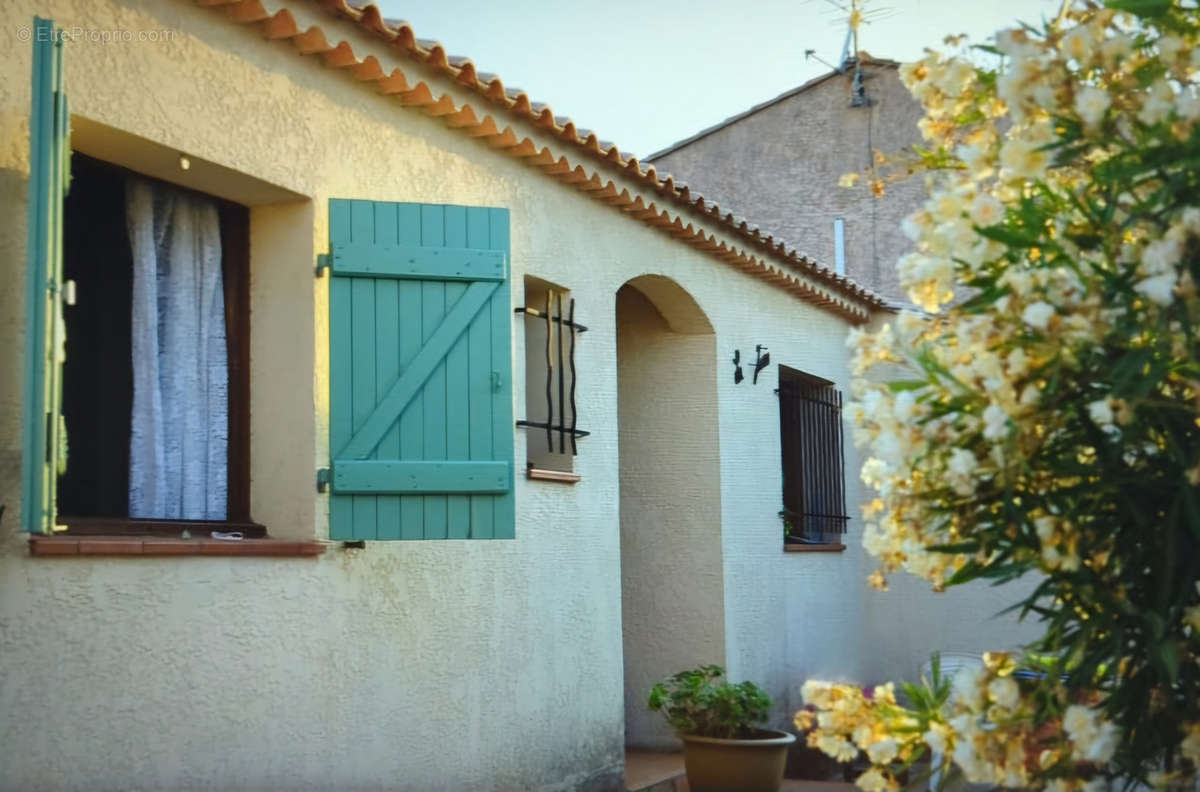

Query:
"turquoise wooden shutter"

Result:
[[328, 200, 515, 540], [21, 18, 70, 535]]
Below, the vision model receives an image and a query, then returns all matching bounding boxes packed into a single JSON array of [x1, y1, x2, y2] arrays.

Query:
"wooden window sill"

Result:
[[29, 536, 327, 557], [526, 467, 580, 484], [784, 543, 847, 553]]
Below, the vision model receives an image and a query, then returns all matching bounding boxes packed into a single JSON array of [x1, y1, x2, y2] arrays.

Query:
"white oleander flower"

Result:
[[1075, 86, 1111, 127], [982, 405, 1009, 441], [1136, 273, 1177, 305], [969, 193, 1005, 226], [988, 676, 1020, 711], [1022, 301, 1055, 330], [1000, 139, 1049, 181]]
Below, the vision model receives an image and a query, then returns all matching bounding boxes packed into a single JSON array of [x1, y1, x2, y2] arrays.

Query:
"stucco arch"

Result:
[[616, 276, 725, 750], [621, 274, 714, 335]]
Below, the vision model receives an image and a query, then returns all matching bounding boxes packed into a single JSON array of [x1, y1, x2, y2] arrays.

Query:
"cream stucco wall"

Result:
[[0, 2, 1037, 790]]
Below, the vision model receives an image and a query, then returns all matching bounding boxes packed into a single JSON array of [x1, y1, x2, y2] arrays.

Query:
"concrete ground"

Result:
[[624, 750, 858, 792]]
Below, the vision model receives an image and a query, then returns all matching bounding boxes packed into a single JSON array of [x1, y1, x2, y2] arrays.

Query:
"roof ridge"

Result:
[[645, 55, 900, 161]]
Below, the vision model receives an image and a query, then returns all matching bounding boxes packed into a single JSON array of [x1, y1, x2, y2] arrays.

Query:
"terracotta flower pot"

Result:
[[681, 729, 797, 792]]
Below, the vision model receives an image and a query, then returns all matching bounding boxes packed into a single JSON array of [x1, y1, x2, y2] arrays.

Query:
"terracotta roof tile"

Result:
[[196, 0, 888, 322]]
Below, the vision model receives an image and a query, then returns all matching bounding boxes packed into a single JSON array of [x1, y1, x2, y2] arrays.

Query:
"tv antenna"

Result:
[[803, 0, 894, 72], [803, 0, 893, 105]]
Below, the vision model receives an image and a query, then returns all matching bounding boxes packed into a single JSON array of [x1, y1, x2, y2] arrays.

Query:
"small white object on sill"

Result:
[[211, 531, 244, 541]]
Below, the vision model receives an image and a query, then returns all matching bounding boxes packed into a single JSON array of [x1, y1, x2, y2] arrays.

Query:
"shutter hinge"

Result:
[[316, 467, 331, 493], [315, 253, 331, 278]]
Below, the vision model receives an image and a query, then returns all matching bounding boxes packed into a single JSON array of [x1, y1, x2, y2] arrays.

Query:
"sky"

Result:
[[374, 0, 1064, 159]]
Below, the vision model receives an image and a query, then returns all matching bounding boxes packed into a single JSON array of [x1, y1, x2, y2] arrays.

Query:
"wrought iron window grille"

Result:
[[515, 292, 588, 455], [777, 372, 849, 543]]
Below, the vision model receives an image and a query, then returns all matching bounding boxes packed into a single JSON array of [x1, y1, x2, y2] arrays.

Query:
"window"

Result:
[[55, 154, 254, 535], [517, 277, 588, 480], [778, 366, 849, 547]]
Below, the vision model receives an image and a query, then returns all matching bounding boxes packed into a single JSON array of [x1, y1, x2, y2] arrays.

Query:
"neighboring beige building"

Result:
[[648, 54, 925, 305], [0, 5, 1035, 791]]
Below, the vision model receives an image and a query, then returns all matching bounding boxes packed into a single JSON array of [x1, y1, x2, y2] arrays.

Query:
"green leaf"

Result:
[[888, 380, 929, 393], [1155, 641, 1181, 684], [975, 224, 1040, 248], [1104, 0, 1172, 18]]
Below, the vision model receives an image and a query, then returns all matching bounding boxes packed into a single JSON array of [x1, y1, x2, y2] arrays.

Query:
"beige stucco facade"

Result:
[[0, 3, 1035, 791]]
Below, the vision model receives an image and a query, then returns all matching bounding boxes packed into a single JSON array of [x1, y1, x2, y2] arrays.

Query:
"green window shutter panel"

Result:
[[328, 201, 515, 540], [22, 18, 70, 535]]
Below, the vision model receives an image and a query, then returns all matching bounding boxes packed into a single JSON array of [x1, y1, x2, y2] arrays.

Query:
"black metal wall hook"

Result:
[[752, 345, 770, 384], [732, 349, 744, 384]]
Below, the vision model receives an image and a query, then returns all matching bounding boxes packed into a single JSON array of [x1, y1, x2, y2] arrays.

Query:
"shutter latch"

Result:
[[315, 253, 331, 278], [491, 371, 502, 393], [316, 467, 331, 493]]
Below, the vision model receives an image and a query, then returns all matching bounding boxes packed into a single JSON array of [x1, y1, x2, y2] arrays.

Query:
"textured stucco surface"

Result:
[[0, 2, 1035, 790], [616, 283, 724, 750], [650, 64, 926, 305]]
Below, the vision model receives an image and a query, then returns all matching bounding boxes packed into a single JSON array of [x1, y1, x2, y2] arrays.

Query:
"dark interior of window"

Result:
[[58, 153, 252, 530]]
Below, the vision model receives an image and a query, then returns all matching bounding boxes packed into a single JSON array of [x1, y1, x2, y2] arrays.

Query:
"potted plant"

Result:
[[648, 664, 796, 792]]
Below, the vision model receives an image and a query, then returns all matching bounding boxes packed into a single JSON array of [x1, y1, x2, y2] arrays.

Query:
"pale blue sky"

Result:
[[375, 0, 1062, 158]]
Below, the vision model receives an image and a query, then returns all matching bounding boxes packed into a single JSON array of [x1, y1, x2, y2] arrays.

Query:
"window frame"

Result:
[[778, 365, 849, 551], [55, 155, 259, 537]]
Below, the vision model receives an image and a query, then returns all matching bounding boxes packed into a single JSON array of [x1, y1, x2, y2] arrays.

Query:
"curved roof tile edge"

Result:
[[198, 0, 890, 321]]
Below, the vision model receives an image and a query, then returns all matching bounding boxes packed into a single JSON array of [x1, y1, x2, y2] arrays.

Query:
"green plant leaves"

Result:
[[646, 665, 772, 739], [1104, 0, 1172, 19]]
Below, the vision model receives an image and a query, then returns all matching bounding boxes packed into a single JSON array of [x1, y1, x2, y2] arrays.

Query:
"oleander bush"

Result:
[[797, 2, 1200, 790]]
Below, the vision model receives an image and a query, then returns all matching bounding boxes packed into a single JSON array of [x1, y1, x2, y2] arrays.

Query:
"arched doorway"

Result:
[[616, 275, 725, 750]]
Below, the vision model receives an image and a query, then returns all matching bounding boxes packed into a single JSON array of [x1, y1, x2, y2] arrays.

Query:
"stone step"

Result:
[[624, 751, 686, 792]]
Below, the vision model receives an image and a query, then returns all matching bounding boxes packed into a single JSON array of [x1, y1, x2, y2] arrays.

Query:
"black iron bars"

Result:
[[515, 294, 589, 454], [777, 376, 849, 541]]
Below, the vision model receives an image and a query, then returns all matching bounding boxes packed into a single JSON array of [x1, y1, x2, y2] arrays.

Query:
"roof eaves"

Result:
[[196, 0, 889, 321]]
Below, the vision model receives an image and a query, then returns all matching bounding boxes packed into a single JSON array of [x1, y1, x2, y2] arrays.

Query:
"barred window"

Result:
[[778, 366, 849, 546], [516, 276, 588, 481]]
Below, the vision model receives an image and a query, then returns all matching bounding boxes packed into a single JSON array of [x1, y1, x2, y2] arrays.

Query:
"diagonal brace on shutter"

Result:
[[335, 279, 499, 461]]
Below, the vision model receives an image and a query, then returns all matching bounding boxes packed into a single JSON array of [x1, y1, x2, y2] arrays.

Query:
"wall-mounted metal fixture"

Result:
[[850, 63, 868, 107], [515, 293, 589, 454], [752, 345, 771, 384], [342, 540, 366, 550], [834, 218, 846, 276], [732, 349, 744, 384]]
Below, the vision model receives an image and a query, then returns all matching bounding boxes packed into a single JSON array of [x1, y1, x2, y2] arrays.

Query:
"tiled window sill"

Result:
[[783, 543, 847, 553], [526, 467, 581, 484], [29, 536, 327, 557]]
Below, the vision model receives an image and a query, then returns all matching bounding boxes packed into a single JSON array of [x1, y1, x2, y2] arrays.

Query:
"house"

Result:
[[0, 4, 1034, 791], [647, 54, 925, 306]]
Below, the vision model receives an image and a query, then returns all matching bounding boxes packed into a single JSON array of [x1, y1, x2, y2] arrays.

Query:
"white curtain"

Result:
[[127, 178, 228, 520]]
